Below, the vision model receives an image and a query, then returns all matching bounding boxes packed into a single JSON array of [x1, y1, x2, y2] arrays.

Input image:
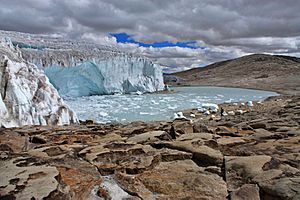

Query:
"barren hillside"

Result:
[[165, 54, 300, 94]]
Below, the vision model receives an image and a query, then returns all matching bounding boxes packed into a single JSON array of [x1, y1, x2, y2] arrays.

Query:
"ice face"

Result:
[[45, 56, 164, 97], [0, 40, 78, 127], [45, 62, 107, 97], [0, 30, 165, 97]]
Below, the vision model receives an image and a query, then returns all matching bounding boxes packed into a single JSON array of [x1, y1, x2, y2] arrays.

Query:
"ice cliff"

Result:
[[43, 56, 164, 97], [0, 39, 78, 127], [0, 31, 165, 97]]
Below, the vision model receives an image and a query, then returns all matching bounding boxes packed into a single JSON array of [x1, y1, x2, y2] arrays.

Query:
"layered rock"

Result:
[[0, 39, 77, 127], [0, 85, 300, 199], [0, 30, 165, 97]]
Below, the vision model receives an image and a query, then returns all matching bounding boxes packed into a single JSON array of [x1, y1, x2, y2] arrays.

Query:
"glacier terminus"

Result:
[[0, 31, 165, 97]]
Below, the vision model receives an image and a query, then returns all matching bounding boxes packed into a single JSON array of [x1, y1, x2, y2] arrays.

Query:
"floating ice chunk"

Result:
[[174, 113, 178, 119], [190, 114, 196, 118], [228, 111, 235, 115], [241, 103, 245, 106], [236, 110, 245, 114], [204, 110, 210, 115], [247, 101, 253, 107], [197, 107, 207, 112], [99, 111, 108, 117], [140, 112, 150, 115], [174, 112, 186, 119], [222, 111, 228, 116], [201, 103, 219, 111], [168, 106, 177, 110], [177, 112, 184, 118], [233, 103, 238, 106], [225, 98, 234, 103], [211, 108, 218, 113]]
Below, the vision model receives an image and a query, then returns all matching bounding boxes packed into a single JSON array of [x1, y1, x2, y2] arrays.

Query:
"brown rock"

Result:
[[0, 157, 59, 200], [176, 132, 214, 141], [217, 137, 245, 146], [193, 122, 210, 133], [215, 126, 239, 136], [79, 143, 161, 174], [172, 121, 194, 134], [164, 140, 223, 166], [250, 122, 268, 129], [138, 160, 228, 199], [231, 184, 260, 200], [225, 155, 272, 190], [259, 177, 300, 200], [127, 130, 172, 144]]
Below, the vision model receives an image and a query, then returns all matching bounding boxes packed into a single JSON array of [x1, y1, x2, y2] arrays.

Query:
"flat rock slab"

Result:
[[137, 160, 228, 199], [163, 140, 224, 166], [127, 130, 172, 144], [217, 137, 246, 146], [230, 184, 260, 200], [225, 155, 272, 190], [0, 157, 59, 200]]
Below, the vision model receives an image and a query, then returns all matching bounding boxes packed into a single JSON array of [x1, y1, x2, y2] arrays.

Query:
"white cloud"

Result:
[[0, 0, 299, 72]]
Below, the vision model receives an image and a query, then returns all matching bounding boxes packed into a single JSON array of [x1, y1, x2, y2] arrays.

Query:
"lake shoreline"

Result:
[[66, 86, 277, 123], [1, 93, 299, 199]]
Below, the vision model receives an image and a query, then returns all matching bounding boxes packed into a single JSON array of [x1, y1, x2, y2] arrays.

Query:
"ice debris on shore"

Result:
[[247, 101, 254, 107], [174, 111, 187, 119], [197, 103, 219, 114]]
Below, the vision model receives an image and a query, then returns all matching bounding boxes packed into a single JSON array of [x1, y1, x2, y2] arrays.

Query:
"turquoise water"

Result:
[[65, 86, 278, 123]]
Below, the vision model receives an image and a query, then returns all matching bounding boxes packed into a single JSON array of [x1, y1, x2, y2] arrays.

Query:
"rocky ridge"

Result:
[[0, 95, 299, 199], [164, 54, 300, 95]]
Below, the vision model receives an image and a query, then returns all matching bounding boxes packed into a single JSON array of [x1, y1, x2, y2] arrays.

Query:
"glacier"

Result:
[[0, 38, 78, 127], [44, 56, 164, 97], [0, 30, 165, 97]]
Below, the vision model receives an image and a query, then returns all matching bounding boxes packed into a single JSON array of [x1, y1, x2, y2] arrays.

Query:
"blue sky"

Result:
[[111, 33, 201, 49]]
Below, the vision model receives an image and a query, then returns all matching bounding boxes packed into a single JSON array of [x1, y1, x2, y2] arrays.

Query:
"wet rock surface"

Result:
[[0, 95, 300, 199]]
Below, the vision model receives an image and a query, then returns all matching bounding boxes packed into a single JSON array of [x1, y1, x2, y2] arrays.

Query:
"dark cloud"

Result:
[[0, 0, 299, 71]]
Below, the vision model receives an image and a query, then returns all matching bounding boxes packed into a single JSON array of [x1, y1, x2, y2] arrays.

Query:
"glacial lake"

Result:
[[65, 86, 278, 123]]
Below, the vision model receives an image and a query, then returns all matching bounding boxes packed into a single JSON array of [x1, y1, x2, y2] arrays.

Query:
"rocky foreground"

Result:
[[1, 95, 300, 200]]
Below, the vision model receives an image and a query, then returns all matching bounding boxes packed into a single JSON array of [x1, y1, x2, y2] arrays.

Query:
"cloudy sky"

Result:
[[1, 0, 300, 72]]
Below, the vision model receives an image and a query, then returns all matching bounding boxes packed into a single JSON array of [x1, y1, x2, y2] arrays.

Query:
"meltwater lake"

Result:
[[65, 86, 278, 123]]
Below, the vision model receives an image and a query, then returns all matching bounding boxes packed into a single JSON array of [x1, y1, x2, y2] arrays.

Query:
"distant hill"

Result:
[[164, 54, 300, 95]]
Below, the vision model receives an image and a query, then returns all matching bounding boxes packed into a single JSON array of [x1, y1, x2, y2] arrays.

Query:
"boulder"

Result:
[[172, 121, 194, 135], [164, 140, 223, 166], [193, 122, 210, 133], [127, 130, 172, 144], [259, 177, 300, 200], [137, 160, 228, 199], [225, 155, 272, 190], [79, 143, 161, 175], [230, 184, 260, 200]]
